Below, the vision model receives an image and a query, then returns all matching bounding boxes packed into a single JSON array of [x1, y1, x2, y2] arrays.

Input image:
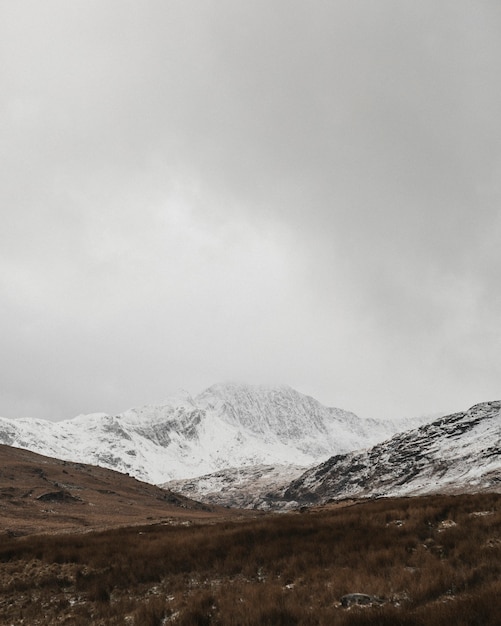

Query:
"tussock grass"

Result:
[[1, 493, 501, 624]]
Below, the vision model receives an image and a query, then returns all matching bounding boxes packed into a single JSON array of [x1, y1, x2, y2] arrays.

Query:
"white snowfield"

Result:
[[0, 383, 424, 485]]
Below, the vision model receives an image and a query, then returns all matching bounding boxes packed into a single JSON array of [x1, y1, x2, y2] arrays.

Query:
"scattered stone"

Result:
[[470, 511, 494, 518], [438, 519, 457, 531]]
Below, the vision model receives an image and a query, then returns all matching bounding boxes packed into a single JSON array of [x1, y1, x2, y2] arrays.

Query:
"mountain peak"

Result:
[[197, 381, 294, 398], [0, 383, 403, 484]]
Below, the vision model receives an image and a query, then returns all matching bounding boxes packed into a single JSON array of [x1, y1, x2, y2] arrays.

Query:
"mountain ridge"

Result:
[[165, 399, 501, 509], [0, 383, 424, 484], [280, 400, 501, 506]]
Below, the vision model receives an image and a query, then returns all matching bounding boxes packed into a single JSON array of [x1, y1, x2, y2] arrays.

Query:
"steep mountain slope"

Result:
[[282, 400, 501, 506], [0, 383, 413, 484]]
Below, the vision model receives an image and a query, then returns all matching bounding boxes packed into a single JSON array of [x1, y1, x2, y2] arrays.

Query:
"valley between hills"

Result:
[[1, 384, 501, 624]]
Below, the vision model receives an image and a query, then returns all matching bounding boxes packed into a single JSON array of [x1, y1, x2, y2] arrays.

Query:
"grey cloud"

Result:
[[1, 1, 500, 420]]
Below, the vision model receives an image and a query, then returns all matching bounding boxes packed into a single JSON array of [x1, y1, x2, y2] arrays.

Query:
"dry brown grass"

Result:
[[1, 493, 501, 624], [0, 444, 244, 536]]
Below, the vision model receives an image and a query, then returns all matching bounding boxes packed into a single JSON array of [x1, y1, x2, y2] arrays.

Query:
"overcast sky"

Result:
[[1, 1, 500, 422]]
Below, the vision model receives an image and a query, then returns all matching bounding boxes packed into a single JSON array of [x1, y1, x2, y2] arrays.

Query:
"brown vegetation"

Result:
[[0, 444, 238, 535], [1, 492, 501, 624]]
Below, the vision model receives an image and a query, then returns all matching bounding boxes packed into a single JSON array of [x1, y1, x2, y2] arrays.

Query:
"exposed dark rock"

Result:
[[31, 468, 47, 480], [36, 490, 81, 503], [340, 593, 384, 608]]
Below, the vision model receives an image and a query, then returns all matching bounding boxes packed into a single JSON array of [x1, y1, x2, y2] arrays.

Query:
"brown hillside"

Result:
[[0, 444, 241, 535]]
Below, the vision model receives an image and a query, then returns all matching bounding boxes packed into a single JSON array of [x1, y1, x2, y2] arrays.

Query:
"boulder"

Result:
[[340, 593, 383, 608]]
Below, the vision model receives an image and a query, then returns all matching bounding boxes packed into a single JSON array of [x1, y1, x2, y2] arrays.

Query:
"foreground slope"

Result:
[[283, 400, 501, 506], [0, 444, 227, 535], [0, 383, 412, 484], [2, 493, 501, 624]]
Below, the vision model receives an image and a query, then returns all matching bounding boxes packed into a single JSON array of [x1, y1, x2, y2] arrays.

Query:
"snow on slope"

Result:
[[281, 400, 501, 506], [165, 464, 306, 510], [0, 383, 418, 485]]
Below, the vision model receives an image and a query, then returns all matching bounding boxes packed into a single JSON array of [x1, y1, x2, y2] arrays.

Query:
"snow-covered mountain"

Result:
[[164, 464, 307, 510], [280, 400, 501, 506], [0, 383, 417, 484]]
